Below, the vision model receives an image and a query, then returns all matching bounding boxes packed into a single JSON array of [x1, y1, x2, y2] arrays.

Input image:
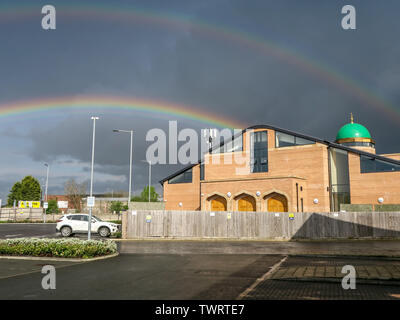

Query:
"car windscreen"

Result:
[[93, 215, 103, 222]]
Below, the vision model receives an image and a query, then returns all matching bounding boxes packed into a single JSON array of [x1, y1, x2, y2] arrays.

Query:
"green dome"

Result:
[[336, 123, 371, 141]]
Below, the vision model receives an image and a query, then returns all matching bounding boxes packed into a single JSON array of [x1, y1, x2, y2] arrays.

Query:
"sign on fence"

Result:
[[57, 201, 68, 209], [18, 201, 41, 208]]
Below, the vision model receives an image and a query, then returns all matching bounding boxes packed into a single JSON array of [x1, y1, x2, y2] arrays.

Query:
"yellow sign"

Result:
[[18, 201, 41, 208], [289, 213, 294, 220], [31, 201, 40, 208]]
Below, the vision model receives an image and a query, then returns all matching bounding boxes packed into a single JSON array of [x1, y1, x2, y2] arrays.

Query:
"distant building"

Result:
[[47, 195, 74, 213], [161, 116, 400, 212]]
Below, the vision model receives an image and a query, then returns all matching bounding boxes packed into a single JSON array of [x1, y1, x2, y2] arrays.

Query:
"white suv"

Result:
[[56, 214, 121, 237]]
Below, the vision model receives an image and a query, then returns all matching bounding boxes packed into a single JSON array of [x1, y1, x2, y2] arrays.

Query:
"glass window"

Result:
[[70, 215, 82, 221], [168, 168, 193, 184], [275, 131, 315, 148], [329, 148, 350, 211], [360, 156, 400, 173], [295, 136, 315, 146], [251, 131, 268, 173], [200, 163, 204, 181], [342, 142, 375, 148], [276, 132, 294, 147], [81, 215, 89, 222], [211, 134, 243, 154]]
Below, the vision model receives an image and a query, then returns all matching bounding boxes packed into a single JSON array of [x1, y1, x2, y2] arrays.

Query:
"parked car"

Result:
[[56, 214, 120, 237]]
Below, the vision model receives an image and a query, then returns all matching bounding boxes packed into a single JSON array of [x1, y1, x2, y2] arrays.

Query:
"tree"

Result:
[[64, 179, 86, 212], [46, 199, 59, 214], [20, 176, 41, 201], [7, 176, 41, 206], [109, 201, 128, 214], [130, 186, 159, 202], [141, 185, 159, 202], [7, 182, 22, 206]]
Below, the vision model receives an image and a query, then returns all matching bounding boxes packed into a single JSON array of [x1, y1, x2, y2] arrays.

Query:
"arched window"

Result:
[[235, 193, 256, 212], [265, 193, 288, 212], [207, 195, 227, 211]]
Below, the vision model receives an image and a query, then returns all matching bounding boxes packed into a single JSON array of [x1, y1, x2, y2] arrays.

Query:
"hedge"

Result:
[[0, 238, 117, 259]]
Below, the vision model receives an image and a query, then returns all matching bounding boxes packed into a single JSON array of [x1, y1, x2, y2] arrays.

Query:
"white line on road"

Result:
[[236, 255, 288, 300], [4, 234, 23, 238]]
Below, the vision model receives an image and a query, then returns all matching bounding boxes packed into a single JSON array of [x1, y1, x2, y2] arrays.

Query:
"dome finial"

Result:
[[350, 112, 354, 124]]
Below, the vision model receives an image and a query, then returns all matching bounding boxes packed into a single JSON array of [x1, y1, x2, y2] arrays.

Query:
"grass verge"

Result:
[[0, 238, 117, 259]]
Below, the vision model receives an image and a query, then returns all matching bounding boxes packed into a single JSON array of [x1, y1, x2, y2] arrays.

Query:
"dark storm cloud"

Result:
[[1, 0, 400, 198], [27, 113, 211, 194]]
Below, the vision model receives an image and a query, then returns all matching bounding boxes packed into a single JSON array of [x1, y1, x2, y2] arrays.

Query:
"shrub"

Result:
[[110, 201, 125, 214], [46, 199, 59, 214], [108, 220, 122, 224], [112, 231, 122, 238], [0, 238, 117, 259]]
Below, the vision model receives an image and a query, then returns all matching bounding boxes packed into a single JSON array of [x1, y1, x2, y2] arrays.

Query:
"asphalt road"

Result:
[[0, 254, 283, 299], [119, 239, 400, 257], [0, 224, 400, 300], [0, 253, 399, 300], [0, 223, 57, 239], [0, 223, 102, 239]]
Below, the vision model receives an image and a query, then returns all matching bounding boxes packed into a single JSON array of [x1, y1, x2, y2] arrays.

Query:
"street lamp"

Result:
[[88, 116, 99, 240], [44, 163, 49, 202], [113, 129, 133, 204], [141, 160, 151, 202]]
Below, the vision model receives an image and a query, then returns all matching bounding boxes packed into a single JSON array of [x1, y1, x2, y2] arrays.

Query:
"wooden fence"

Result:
[[122, 210, 400, 240]]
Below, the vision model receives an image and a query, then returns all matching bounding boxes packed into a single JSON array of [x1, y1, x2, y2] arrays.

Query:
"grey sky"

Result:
[[0, 0, 399, 201]]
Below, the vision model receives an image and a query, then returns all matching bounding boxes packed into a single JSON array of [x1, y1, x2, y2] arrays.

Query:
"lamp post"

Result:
[[113, 129, 133, 204], [141, 160, 151, 202], [88, 116, 99, 240], [44, 163, 49, 202]]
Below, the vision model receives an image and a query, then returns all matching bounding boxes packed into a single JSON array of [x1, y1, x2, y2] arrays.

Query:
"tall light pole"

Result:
[[113, 129, 133, 204], [141, 160, 151, 202], [88, 116, 99, 240], [44, 163, 49, 202]]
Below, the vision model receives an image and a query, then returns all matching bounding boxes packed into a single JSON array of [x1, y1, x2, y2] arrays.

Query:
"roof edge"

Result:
[[159, 124, 400, 185]]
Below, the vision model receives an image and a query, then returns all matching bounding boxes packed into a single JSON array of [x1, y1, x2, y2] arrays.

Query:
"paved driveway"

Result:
[[1, 225, 400, 300], [0, 254, 282, 299]]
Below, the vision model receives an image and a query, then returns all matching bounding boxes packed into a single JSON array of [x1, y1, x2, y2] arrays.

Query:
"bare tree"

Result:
[[64, 179, 86, 212]]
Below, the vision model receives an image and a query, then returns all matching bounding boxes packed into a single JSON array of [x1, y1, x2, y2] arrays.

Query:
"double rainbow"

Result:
[[0, 1, 399, 124]]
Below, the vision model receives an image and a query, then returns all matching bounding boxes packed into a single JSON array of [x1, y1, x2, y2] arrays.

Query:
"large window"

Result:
[[360, 156, 400, 173], [168, 168, 192, 184], [211, 134, 243, 154], [275, 131, 315, 148], [329, 148, 350, 211], [251, 131, 268, 173], [342, 141, 375, 148]]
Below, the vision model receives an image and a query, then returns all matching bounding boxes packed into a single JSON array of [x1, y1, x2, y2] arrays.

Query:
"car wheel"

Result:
[[98, 226, 111, 238], [60, 226, 72, 237]]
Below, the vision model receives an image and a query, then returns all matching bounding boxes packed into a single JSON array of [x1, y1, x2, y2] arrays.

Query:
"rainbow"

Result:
[[0, 2, 399, 123], [0, 95, 246, 129]]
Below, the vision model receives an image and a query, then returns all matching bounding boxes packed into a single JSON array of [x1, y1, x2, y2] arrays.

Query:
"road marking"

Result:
[[4, 234, 23, 238], [236, 255, 288, 300]]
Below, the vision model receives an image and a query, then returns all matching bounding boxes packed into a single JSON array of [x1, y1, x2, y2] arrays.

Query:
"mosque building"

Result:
[[160, 115, 400, 212]]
